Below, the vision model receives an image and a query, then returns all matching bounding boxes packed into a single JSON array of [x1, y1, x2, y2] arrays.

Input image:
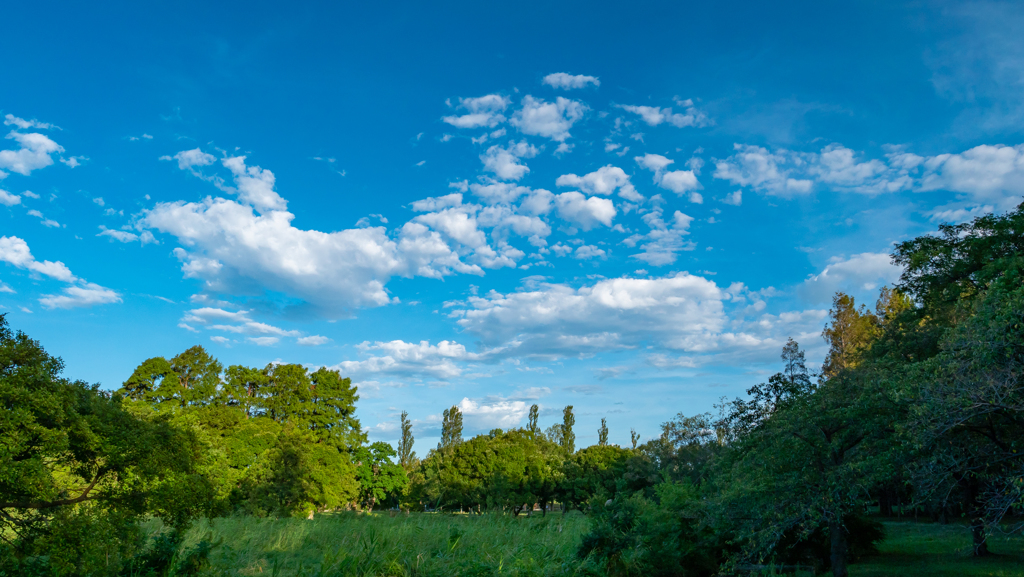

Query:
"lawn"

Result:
[[851, 521, 1024, 577]]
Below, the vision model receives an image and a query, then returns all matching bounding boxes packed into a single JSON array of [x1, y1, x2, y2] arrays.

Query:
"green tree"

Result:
[[527, 403, 540, 434], [560, 444, 632, 513], [355, 441, 409, 512], [630, 428, 640, 450], [820, 294, 879, 379], [397, 410, 417, 471], [598, 418, 609, 446], [0, 316, 211, 574], [561, 405, 576, 454], [439, 404, 463, 450]]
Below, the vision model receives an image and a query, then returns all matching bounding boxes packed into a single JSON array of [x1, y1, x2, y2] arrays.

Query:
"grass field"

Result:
[[172, 514, 1024, 576], [174, 512, 591, 576], [851, 521, 1024, 577]]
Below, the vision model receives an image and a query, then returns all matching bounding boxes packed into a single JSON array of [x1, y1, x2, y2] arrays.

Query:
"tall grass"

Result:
[[173, 512, 593, 577]]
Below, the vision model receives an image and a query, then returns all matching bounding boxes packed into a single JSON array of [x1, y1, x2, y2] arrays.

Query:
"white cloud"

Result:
[[1, 238, 119, 310], [721, 190, 742, 206], [556, 165, 642, 201], [165, 148, 216, 172], [800, 252, 902, 304], [542, 73, 600, 90], [182, 306, 302, 339], [411, 193, 463, 212], [0, 281, 13, 293], [480, 140, 538, 180], [333, 339, 477, 380], [458, 396, 531, 431], [554, 191, 616, 230], [143, 155, 485, 316], [248, 336, 279, 346], [297, 335, 331, 346], [39, 283, 122, 309], [0, 131, 64, 176], [574, 244, 606, 260], [442, 94, 510, 129], [451, 272, 728, 358], [635, 154, 703, 202], [221, 156, 288, 213], [97, 227, 157, 245], [4, 114, 57, 130], [0, 189, 20, 206], [713, 144, 813, 197], [916, 143, 1024, 208], [0, 236, 75, 281], [510, 96, 587, 142], [618, 101, 710, 128], [623, 207, 695, 265]]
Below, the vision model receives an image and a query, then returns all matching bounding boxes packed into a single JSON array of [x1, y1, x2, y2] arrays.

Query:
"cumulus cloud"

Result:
[[0, 189, 20, 206], [510, 96, 586, 142], [0, 236, 120, 309], [915, 143, 1024, 208], [333, 340, 478, 380], [623, 207, 695, 265], [542, 73, 600, 90], [143, 150, 486, 316], [457, 396, 532, 431], [635, 154, 703, 202], [480, 140, 538, 180], [443, 94, 510, 129], [449, 273, 729, 358], [163, 148, 216, 172], [800, 252, 902, 304], [617, 100, 710, 128], [554, 191, 616, 230], [556, 165, 642, 201], [0, 130, 64, 177]]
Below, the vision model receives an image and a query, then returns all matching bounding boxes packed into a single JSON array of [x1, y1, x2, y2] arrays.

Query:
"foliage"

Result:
[[578, 481, 722, 577], [0, 315, 210, 575], [561, 405, 575, 454], [397, 411, 416, 472], [356, 442, 409, 512]]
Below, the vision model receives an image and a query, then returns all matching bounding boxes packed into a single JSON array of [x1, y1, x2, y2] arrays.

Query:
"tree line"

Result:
[[2, 202, 1023, 576]]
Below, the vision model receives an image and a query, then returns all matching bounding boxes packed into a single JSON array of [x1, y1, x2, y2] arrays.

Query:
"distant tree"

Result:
[[631, 428, 640, 449], [439, 404, 463, 451], [222, 364, 267, 418], [560, 445, 632, 513], [598, 418, 609, 446], [820, 294, 879, 380], [544, 423, 564, 446], [561, 405, 576, 454], [398, 411, 417, 471], [527, 403, 540, 434], [355, 441, 408, 512]]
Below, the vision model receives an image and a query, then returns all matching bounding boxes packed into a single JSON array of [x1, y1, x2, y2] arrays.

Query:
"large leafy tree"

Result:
[[0, 316, 210, 574], [355, 442, 408, 512]]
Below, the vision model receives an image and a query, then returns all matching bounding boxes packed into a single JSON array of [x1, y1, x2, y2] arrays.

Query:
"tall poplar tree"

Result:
[[561, 405, 575, 454], [527, 404, 539, 434], [439, 405, 463, 450], [398, 410, 416, 470], [598, 418, 608, 446]]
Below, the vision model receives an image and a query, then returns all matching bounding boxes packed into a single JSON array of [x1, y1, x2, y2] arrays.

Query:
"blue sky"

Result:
[[3, 1, 1023, 448]]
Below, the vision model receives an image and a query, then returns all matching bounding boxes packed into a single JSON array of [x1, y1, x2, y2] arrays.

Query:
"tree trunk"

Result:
[[970, 518, 989, 556], [829, 518, 849, 577]]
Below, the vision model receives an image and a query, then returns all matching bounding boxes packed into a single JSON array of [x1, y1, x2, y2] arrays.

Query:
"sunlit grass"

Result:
[[177, 511, 592, 576]]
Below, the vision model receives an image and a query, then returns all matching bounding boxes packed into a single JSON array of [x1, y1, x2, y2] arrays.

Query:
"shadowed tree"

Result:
[[631, 428, 640, 449], [598, 418, 609, 446]]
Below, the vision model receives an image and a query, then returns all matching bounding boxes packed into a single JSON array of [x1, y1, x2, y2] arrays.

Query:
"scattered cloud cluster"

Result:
[[0, 236, 120, 309]]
